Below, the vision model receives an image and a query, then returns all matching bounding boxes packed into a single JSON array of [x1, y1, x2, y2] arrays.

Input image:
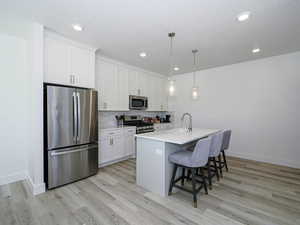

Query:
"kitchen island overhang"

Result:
[[135, 128, 220, 197]]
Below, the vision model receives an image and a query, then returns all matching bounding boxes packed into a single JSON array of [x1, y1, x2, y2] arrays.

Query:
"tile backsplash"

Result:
[[99, 111, 174, 129]]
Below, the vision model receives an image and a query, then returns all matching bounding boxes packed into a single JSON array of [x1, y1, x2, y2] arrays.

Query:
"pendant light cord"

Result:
[[192, 49, 198, 86], [168, 33, 175, 78]]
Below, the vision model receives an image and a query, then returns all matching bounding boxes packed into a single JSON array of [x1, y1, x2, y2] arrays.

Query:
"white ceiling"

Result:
[[2, 0, 300, 75]]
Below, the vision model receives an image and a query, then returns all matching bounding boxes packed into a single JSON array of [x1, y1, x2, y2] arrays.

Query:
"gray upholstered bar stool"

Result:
[[219, 129, 232, 172], [206, 131, 224, 188], [168, 137, 212, 208]]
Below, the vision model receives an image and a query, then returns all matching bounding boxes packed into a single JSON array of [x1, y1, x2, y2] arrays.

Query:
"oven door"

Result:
[[129, 95, 148, 110]]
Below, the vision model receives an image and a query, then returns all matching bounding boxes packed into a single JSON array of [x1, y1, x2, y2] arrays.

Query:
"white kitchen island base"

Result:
[[136, 128, 220, 197], [136, 138, 182, 196]]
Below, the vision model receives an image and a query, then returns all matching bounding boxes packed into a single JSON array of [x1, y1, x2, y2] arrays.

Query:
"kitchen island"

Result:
[[135, 128, 220, 197]]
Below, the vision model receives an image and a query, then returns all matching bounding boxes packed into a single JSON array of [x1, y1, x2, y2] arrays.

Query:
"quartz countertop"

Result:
[[99, 125, 136, 130], [135, 128, 220, 145]]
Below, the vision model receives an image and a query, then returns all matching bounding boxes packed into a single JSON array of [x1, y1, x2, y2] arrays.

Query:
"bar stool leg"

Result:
[[218, 155, 223, 178], [213, 157, 220, 181], [168, 164, 178, 195], [191, 168, 197, 208], [200, 168, 208, 194], [181, 168, 185, 186], [207, 160, 212, 190], [222, 150, 228, 172]]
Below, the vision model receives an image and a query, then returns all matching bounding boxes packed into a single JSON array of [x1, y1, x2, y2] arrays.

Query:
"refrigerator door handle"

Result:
[[72, 92, 77, 142], [76, 92, 81, 142], [50, 147, 89, 156]]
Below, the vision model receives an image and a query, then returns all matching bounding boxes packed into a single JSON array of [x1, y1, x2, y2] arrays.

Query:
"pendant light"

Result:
[[191, 49, 199, 100], [168, 32, 176, 96]]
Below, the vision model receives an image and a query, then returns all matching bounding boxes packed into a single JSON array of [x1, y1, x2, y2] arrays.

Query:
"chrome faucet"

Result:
[[181, 113, 192, 132]]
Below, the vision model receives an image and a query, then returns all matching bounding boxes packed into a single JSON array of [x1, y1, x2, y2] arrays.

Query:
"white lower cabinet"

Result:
[[99, 127, 136, 167], [124, 128, 136, 156]]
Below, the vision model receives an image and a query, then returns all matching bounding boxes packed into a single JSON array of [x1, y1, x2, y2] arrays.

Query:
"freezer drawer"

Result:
[[47, 144, 98, 189]]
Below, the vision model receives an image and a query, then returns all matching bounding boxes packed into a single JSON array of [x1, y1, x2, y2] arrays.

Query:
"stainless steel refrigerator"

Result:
[[44, 84, 98, 189]]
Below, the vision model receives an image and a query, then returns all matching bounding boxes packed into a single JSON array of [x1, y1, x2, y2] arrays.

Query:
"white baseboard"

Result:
[[25, 176, 45, 195], [0, 171, 27, 186], [227, 151, 300, 169]]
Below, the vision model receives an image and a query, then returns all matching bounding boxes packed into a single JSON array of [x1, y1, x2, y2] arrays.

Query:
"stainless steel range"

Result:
[[123, 115, 154, 134]]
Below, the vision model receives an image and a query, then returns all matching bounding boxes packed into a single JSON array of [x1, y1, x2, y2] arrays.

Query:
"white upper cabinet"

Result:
[[128, 70, 149, 97], [96, 56, 168, 111], [137, 72, 149, 97], [44, 32, 95, 88], [158, 77, 168, 111], [69, 45, 95, 88], [44, 37, 70, 85], [95, 58, 129, 111], [146, 75, 168, 111], [128, 70, 139, 96], [117, 66, 129, 110], [96, 59, 118, 110]]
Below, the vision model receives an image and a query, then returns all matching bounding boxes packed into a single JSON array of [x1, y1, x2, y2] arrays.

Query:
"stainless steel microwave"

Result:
[[129, 95, 148, 110]]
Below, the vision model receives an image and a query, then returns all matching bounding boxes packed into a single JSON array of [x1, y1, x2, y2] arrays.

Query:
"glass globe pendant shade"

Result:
[[168, 80, 175, 96], [192, 86, 199, 100]]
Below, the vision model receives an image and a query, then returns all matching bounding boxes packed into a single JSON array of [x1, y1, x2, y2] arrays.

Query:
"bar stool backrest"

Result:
[[209, 131, 224, 157], [221, 129, 232, 151], [190, 137, 212, 167]]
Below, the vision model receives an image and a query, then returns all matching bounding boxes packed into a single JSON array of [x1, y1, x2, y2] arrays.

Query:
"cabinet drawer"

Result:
[[100, 129, 122, 139], [124, 128, 136, 136]]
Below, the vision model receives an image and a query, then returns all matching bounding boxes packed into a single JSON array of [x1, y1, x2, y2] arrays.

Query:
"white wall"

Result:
[[26, 23, 45, 194], [0, 34, 28, 185], [169, 52, 300, 168], [0, 14, 45, 193]]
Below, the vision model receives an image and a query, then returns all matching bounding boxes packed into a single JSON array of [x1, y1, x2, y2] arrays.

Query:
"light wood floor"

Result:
[[1, 157, 300, 225]]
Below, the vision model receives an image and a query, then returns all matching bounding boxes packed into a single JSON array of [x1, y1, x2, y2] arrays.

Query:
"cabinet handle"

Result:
[[70, 75, 73, 84], [110, 138, 113, 145], [138, 89, 141, 95], [104, 102, 107, 109]]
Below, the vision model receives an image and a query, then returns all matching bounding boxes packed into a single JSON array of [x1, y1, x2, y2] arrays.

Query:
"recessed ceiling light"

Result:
[[174, 67, 180, 71], [72, 24, 83, 31], [252, 48, 260, 53], [139, 52, 147, 58], [237, 11, 251, 22]]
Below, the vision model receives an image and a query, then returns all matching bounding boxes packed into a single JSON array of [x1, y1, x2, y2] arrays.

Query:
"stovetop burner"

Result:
[[122, 115, 154, 134]]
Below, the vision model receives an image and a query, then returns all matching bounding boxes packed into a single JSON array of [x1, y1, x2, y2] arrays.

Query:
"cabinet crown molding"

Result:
[[44, 29, 97, 52]]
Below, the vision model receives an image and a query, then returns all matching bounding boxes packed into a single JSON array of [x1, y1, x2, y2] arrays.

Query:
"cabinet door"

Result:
[[99, 137, 113, 164], [158, 77, 168, 111], [44, 37, 71, 85], [96, 60, 118, 110], [138, 72, 148, 96], [111, 136, 123, 161], [124, 129, 136, 156], [70, 46, 95, 88], [146, 75, 156, 111], [128, 70, 139, 95], [117, 66, 129, 110]]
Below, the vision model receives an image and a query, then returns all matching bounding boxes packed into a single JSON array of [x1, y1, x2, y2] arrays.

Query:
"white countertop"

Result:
[[100, 126, 136, 130], [135, 128, 221, 145]]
